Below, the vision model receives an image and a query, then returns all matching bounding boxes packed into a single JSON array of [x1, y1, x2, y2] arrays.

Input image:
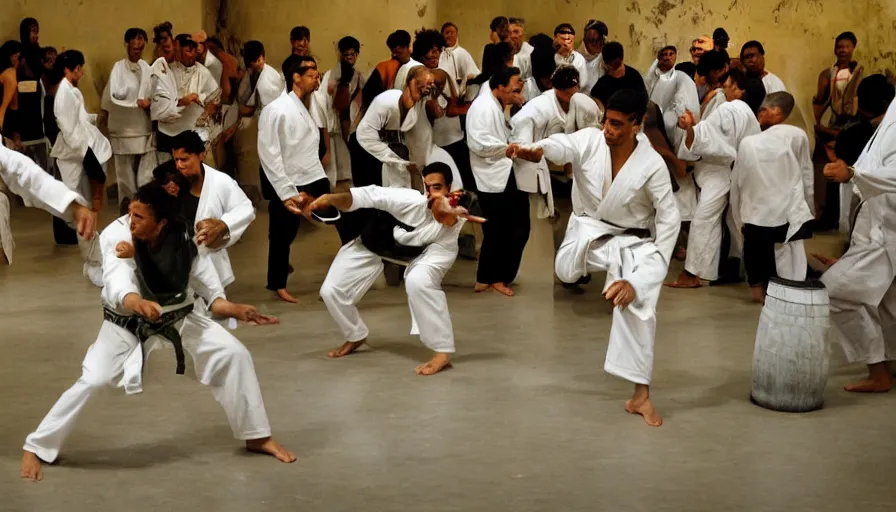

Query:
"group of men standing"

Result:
[[3, 14, 896, 483]]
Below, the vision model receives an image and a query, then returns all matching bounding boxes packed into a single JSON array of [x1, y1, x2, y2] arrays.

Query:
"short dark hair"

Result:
[[727, 68, 766, 113], [740, 40, 765, 58], [857, 74, 895, 117], [338, 36, 360, 54], [175, 33, 197, 49], [471, 42, 513, 86], [412, 29, 446, 60], [606, 89, 649, 123], [0, 41, 23, 72], [490, 16, 509, 33], [151, 160, 189, 198], [602, 41, 624, 62], [386, 30, 411, 50], [551, 65, 580, 90], [530, 33, 558, 81], [124, 28, 148, 44], [509, 17, 526, 26], [554, 23, 575, 36], [488, 65, 520, 90], [290, 26, 311, 42], [57, 49, 85, 72], [422, 162, 453, 189], [283, 54, 317, 82], [242, 40, 265, 68], [134, 181, 182, 224], [206, 36, 224, 49], [153, 21, 173, 44], [836, 31, 858, 46], [584, 20, 609, 37], [170, 130, 206, 155], [440, 22, 457, 34], [713, 27, 730, 44], [760, 91, 796, 119], [696, 49, 729, 76]]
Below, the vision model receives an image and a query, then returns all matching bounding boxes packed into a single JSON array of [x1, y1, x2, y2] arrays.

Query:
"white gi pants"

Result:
[[685, 166, 729, 281], [55, 159, 101, 271], [114, 152, 158, 206], [822, 194, 896, 365], [23, 313, 272, 463], [774, 240, 807, 281], [556, 235, 667, 385], [319, 239, 456, 353]]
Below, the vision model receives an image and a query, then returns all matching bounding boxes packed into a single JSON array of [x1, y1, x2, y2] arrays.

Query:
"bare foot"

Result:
[[246, 437, 296, 463], [20, 451, 43, 482], [275, 289, 300, 303], [625, 398, 663, 427], [474, 282, 491, 293], [328, 340, 365, 358], [493, 283, 514, 296], [415, 353, 453, 376], [665, 273, 702, 289], [845, 378, 893, 393]]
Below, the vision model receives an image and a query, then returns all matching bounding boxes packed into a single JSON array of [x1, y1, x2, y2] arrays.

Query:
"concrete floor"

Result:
[[2, 204, 895, 512]]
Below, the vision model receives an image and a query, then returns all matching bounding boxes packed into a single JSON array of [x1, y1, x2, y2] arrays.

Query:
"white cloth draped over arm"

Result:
[[347, 185, 426, 224], [150, 73, 182, 122], [257, 106, 296, 202], [356, 107, 413, 167], [54, 84, 89, 158], [190, 253, 228, 306], [681, 106, 738, 162], [99, 221, 140, 309], [852, 121, 896, 200], [0, 146, 84, 219], [644, 164, 681, 265], [216, 175, 255, 249], [795, 131, 816, 216]]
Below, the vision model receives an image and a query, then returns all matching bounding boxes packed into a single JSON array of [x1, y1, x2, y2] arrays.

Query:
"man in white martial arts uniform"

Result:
[[148, 27, 180, 163], [645, 45, 702, 225], [168, 131, 255, 292], [101, 28, 155, 214], [510, 65, 600, 224], [730, 92, 814, 303], [440, 22, 480, 99], [467, 66, 527, 297], [515, 89, 680, 427], [740, 41, 787, 94], [315, 36, 365, 188], [20, 182, 293, 482], [509, 17, 533, 84], [552, 24, 588, 96], [311, 163, 484, 375], [259, 55, 335, 303], [821, 99, 896, 393], [667, 69, 765, 288], [577, 19, 608, 96], [52, 50, 111, 287], [356, 66, 437, 189], [154, 35, 220, 155], [0, 144, 98, 262]]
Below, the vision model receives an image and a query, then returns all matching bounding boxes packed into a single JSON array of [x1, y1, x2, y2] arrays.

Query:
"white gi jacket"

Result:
[[194, 165, 255, 287], [645, 64, 701, 149], [554, 51, 589, 94], [203, 52, 224, 86], [158, 61, 220, 138], [467, 87, 513, 193], [258, 90, 328, 201], [51, 78, 112, 164], [393, 58, 423, 92], [150, 57, 183, 123], [534, 129, 680, 317], [762, 72, 787, 93], [577, 43, 604, 95], [510, 89, 601, 214], [730, 124, 814, 240], [356, 89, 422, 189], [102, 58, 153, 154], [513, 42, 534, 82], [439, 44, 480, 95]]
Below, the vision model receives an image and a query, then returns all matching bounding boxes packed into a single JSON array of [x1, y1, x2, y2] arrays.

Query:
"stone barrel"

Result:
[[751, 278, 831, 412]]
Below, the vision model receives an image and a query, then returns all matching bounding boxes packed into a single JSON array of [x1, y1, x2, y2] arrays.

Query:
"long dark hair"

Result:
[[470, 42, 512, 86], [0, 40, 23, 73]]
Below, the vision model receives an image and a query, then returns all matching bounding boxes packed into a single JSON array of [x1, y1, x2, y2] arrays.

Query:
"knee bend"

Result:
[[78, 372, 114, 390], [319, 282, 340, 304], [404, 272, 430, 297]]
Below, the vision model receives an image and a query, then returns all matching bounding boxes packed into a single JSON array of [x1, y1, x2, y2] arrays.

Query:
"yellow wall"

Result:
[[3, 0, 206, 111], [439, 0, 896, 127]]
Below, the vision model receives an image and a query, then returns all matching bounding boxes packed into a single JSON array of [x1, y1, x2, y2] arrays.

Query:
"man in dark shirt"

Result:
[[590, 42, 645, 110]]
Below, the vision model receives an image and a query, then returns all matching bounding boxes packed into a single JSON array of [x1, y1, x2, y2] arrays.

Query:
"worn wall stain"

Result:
[[417, 1, 428, 17]]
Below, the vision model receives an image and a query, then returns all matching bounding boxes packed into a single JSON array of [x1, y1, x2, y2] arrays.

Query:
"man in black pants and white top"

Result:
[[258, 54, 332, 304]]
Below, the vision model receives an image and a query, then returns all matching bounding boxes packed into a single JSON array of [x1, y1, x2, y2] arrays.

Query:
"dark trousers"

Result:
[[441, 139, 476, 193], [266, 177, 332, 291], [742, 223, 788, 287], [476, 173, 530, 285]]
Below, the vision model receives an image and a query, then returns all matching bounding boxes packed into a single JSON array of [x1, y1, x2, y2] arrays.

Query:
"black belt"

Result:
[[103, 304, 194, 375], [600, 218, 651, 239]]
